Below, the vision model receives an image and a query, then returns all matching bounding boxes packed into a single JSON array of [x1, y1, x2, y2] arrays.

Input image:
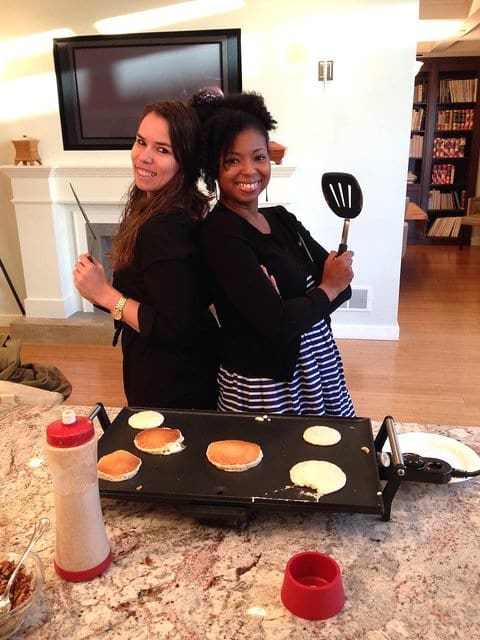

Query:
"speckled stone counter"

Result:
[[1, 404, 479, 640]]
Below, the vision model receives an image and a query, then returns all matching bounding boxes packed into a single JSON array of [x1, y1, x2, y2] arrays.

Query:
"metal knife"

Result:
[[69, 182, 97, 240]]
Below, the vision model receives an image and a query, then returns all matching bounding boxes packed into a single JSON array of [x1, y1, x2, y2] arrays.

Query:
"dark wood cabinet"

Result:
[[407, 56, 480, 241]]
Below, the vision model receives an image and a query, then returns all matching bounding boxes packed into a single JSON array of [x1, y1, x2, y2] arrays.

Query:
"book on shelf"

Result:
[[413, 80, 427, 102], [427, 215, 463, 238], [438, 78, 478, 103], [432, 136, 466, 158], [436, 108, 474, 131], [411, 107, 425, 131], [431, 163, 455, 185], [409, 134, 424, 158], [428, 188, 466, 211]]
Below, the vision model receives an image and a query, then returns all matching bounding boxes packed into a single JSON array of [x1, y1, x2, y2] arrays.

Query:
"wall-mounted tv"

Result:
[[53, 28, 242, 150]]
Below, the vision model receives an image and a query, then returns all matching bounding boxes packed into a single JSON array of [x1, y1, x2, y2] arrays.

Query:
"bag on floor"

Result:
[[0, 333, 72, 400]]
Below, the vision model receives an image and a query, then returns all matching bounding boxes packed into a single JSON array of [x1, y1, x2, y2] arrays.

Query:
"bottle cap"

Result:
[[46, 410, 94, 448], [62, 409, 77, 425]]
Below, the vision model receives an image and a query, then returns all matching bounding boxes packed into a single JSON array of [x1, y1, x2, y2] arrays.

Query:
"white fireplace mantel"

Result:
[[0, 164, 296, 318]]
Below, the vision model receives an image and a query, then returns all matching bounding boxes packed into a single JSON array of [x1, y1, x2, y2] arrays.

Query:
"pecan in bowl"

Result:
[[0, 552, 44, 639]]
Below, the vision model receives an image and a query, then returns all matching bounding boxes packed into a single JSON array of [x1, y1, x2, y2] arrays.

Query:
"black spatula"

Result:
[[321, 172, 363, 255]]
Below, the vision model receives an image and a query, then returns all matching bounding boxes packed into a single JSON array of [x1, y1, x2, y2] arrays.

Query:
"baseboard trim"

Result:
[[332, 322, 400, 341]]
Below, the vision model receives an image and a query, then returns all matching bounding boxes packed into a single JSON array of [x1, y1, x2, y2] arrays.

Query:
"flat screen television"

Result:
[[53, 28, 242, 150]]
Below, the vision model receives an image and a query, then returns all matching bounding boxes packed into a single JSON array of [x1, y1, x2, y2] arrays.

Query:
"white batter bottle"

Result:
[[45, 408, 112, 581]]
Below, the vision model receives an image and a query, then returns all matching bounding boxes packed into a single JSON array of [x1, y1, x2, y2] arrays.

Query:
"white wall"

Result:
[[0, 0, 418, 338]]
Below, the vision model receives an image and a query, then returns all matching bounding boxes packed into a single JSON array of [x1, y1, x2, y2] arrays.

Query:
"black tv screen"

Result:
[[53, 29, 242, 150]]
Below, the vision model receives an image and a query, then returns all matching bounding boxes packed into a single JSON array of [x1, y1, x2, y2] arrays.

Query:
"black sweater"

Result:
[[201, 204, 351, 381], [113, 211, 218, 408]]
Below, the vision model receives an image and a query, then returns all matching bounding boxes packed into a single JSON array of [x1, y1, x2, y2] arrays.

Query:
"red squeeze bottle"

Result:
[[45, 409, 112, 581]]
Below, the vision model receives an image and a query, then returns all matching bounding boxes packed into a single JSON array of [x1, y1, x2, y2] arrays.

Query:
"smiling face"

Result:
[[217, 127, 271, 214], [131, 111, 180, 197]]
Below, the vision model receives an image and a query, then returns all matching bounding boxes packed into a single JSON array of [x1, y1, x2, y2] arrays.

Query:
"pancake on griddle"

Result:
[[134, 427, 185, 455], [206, 439, 263, 472], [97, 449, 142, 482], [303, 425, 341, 446], [290, 460, 346, 496], [128, 410, 164, 429]]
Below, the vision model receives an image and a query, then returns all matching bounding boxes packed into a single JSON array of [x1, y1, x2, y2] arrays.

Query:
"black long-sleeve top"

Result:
[[113, 210, 218, 408], [201, 203, 351, 381]]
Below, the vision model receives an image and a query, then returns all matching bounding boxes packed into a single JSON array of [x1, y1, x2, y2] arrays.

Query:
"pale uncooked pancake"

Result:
[[290, 460, 346, 496], [128, 410, 165, 429], [303, 425, 341, 446], [206, 439, 263, 472], [97, 449, 142, 482], [134, 427, 185, 455]]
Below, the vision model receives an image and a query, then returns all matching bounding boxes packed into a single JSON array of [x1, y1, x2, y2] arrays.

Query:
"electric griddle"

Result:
[[91, 405, 453, 525]]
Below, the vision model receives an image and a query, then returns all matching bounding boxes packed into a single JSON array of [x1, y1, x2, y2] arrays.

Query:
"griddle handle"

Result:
[[386, 416, 403, 468], [375, 415, 404, 467], [376, 416, 407, 521], [88, 402, 111, 432]]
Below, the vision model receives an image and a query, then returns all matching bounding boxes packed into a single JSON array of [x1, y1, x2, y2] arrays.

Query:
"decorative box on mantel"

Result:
[[11, 136, 42, 166], [0, 164, 296, 318]]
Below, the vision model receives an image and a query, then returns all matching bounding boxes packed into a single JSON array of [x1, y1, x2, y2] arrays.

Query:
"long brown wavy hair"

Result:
[[110, 101, 210, 271]]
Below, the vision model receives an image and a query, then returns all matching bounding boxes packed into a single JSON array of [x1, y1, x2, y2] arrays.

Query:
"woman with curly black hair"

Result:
[[192, 90, 355, 416], [74, 101, 218, 409]]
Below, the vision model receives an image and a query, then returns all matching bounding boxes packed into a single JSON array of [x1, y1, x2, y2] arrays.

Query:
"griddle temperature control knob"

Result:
[[402, 452, 426, 470]]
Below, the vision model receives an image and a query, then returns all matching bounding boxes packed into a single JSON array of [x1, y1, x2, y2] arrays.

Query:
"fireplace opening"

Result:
[[87, 223, 119, 281]]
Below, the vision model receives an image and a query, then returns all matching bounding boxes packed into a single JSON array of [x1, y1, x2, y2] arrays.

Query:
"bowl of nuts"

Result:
[[0, 552, 44, 639]]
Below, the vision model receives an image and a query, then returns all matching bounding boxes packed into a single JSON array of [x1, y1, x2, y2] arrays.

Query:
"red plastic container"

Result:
[[281, 551, 345, 620]]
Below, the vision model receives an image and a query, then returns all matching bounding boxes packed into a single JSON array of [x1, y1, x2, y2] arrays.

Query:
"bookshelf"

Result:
[[407, 56, 480, 242]]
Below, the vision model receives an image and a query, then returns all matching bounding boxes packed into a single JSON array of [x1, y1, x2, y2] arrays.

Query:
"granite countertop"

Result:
[[1, 404, 479, 640]]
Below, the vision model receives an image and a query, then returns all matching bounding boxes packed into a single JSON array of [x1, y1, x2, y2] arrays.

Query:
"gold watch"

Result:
[[111, 296, 127, 321]]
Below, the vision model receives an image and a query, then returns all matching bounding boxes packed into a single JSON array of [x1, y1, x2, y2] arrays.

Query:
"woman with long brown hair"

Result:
[[74, 101, 218, 408]]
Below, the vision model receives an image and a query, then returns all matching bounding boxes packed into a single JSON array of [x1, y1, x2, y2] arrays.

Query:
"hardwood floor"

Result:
[[10, 244, 480, 427], [339, 244, 480, 426]]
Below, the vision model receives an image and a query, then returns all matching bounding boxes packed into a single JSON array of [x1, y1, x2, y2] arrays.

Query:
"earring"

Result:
[[265, 186, 269, 203]]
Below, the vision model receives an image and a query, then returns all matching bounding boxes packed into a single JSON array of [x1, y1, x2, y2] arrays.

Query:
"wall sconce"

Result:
[[318, 60, 333, 91]]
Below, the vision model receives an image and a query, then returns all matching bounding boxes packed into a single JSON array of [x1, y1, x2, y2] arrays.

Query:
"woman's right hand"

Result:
[[73, 254, 110, 306], [318, 250, 354, 301]]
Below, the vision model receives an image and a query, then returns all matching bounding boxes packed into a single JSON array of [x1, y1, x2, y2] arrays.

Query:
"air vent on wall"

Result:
[[339, 287, 371, 311]]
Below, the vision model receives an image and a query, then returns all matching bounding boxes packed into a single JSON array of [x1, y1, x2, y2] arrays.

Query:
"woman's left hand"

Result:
[[73, 254, 109, 305], [260, 264, 280, 294]]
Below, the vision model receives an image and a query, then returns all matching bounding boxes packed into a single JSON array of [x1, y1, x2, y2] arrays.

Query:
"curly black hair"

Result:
[[190, 91, 277, 194]]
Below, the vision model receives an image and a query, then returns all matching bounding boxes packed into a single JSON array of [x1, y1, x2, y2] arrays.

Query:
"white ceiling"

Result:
[[418, 0, 480, 56]]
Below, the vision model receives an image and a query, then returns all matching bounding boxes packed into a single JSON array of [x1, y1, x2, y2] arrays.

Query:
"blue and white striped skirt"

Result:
[[217, 318, 355, 417]]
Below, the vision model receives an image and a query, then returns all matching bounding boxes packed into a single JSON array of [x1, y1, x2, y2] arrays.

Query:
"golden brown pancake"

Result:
[[97, 449, 142, 482], [133, 427, 185, 455], [128, 410, 165, 429], [206, 439, 263, 472]]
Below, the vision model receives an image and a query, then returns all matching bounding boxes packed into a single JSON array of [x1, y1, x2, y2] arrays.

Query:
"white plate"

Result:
[[383, 432, 480, 483]]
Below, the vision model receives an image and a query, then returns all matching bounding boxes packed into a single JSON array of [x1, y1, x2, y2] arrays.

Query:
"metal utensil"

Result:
[[69, 183, 110, 312], [321, 172, 363, 255], [69, 182, 97, 240], [0, 517, 50, 617]]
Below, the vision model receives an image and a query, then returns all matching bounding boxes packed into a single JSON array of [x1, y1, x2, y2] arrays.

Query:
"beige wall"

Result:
[[0, 0, 418, 339]]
